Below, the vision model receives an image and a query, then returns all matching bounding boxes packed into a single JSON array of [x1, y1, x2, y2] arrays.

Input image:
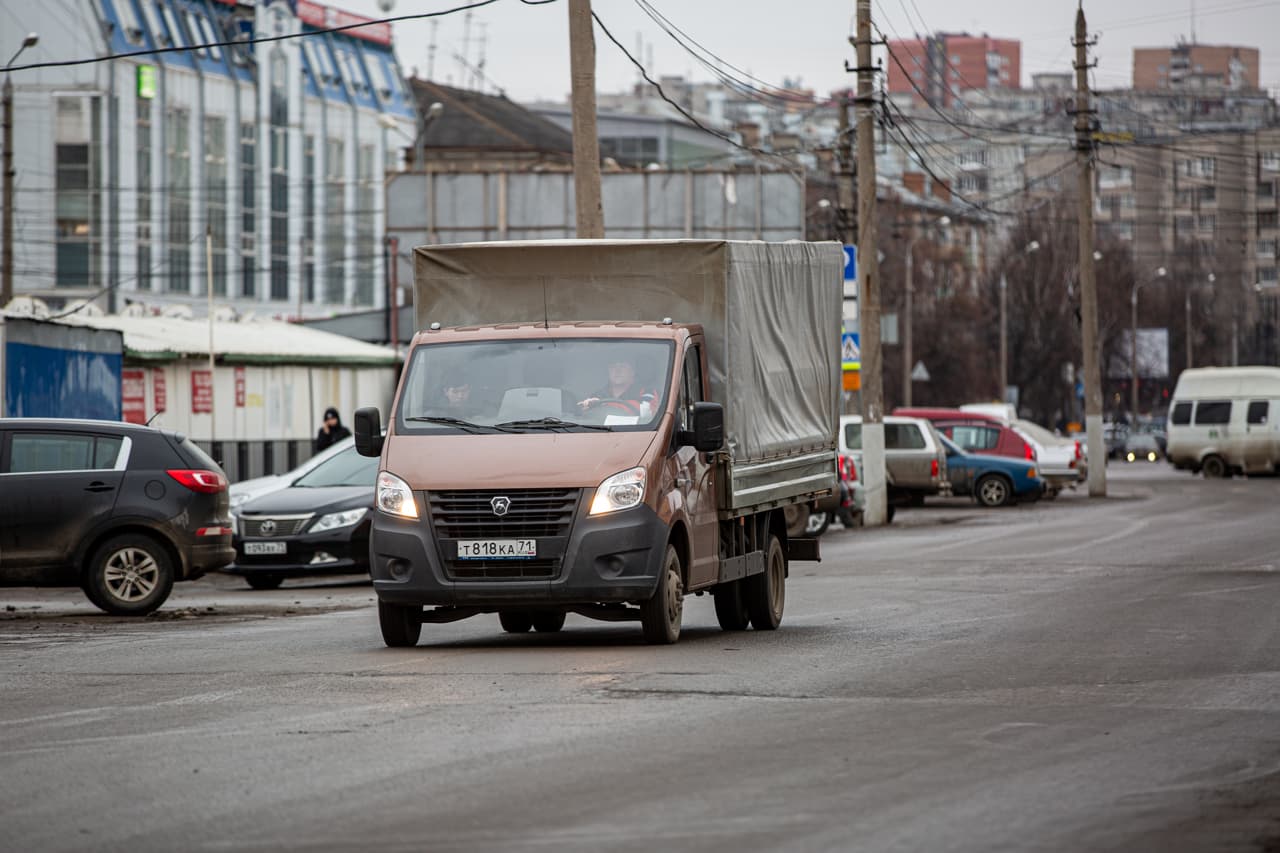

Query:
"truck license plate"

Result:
[[243, 541, 287, 555], [457, 539, 536, 559]]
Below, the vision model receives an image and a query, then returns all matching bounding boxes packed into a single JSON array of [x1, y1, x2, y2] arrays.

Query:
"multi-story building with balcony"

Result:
[[0, 0, 416, 317]]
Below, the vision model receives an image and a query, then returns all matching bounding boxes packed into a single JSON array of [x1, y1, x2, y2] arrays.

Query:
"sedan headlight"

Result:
[[310, 508, 368, 533], [589, 467, 646, 515], [376, 471, 419, 519]]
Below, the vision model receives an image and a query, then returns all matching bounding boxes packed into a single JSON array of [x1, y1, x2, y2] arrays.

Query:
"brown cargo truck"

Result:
[[354, 240, 842, 646]]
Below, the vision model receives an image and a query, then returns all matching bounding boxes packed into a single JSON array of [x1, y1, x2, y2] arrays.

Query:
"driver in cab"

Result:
[[577, 357, 655, 419]]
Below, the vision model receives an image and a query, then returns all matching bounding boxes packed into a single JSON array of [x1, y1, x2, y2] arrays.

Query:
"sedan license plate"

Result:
[[457, 539, 536, 560], [243, 541, 287, 555]]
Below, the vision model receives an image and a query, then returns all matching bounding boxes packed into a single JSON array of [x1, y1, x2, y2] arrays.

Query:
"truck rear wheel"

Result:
[[713, 580, 750, 631], [531, 611, 566, 633], [499, 612, 533, 633], [744, 535, 785, 630], [378, 600, 421, 648], [640, 545, 683, 644]]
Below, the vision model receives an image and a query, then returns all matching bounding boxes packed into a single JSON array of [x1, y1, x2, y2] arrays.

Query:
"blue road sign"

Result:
[[842, 245, 857, 282], [842, 331, 861, 371]]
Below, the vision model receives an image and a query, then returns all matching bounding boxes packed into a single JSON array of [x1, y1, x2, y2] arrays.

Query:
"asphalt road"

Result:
[[2, 465, 1279, 852]]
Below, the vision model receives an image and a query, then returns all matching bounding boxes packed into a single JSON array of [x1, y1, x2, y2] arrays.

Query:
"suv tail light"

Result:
[[1024, 442, 1036, 461], [167, 469, 227, 494], [848, 457, 857, 482], [1074, 441, 1082, 460], [931, 458, 939, 478]]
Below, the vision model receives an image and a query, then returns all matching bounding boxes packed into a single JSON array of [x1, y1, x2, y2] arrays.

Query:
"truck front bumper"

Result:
[[370, 497, 668, 608]]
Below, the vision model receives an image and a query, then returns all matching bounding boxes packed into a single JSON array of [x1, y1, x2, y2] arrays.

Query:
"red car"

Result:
[[893, 408, 1037, 462]]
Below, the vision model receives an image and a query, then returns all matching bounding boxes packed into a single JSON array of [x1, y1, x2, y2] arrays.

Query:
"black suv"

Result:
[[0, 419, 235, 614]]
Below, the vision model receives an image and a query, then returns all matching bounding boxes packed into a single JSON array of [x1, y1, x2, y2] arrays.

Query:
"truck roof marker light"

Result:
[[429, 322, 441, 331], [662, 317, 673, 325]]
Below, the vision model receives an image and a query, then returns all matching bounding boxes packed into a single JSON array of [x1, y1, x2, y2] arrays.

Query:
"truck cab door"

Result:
[[673, 344, 718, 590]]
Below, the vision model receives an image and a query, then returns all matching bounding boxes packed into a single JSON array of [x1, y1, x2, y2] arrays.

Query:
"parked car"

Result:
[[224, 443, 378, 589], [839, 414, 949, 507], [895, 407, 1037, 463], [1167, 367, 1280, 477], [806, 453, 862, 535], [0, 418, 234, 614], [938, 435, 1046, 507], [229, 436, 355, 511], [1010, 419, 1085, 496]]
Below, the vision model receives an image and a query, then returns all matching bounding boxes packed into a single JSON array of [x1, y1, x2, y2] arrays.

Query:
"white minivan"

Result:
[[1166, 367, 1280, 477]]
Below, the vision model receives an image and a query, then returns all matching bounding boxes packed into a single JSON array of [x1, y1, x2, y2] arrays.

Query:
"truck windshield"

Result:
[[397, 338, 675, 433]]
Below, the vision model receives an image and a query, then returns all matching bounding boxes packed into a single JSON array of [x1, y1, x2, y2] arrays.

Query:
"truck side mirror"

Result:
[[354, 407, 384, 457], [680, 402, 724, 453]]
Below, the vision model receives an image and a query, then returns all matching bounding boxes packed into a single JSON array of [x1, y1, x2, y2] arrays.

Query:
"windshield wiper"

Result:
[[494, 417, 613, 432], [405, 416, 519, 434]]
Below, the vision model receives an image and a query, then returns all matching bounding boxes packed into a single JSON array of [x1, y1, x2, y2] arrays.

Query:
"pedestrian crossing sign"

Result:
[[842, 331, 860, 371]]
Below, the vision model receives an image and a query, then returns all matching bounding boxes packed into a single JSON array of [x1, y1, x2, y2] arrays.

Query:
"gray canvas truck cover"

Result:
[[413, 239, 842, 513]]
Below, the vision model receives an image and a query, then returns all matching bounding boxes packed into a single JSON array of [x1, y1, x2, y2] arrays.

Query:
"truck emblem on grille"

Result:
[[490, 496, 511, 517], [259, 519, 277, 536]]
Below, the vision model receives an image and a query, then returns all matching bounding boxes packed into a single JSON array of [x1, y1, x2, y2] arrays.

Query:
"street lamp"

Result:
[[903, 214, 949, 407], [1131, 265, 1167, 420], [2, 32, 38, 310], [1186, 272, 1215, 369]]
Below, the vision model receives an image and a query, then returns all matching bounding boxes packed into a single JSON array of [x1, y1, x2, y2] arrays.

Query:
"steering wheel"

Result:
[[593, 397, 642, 415]]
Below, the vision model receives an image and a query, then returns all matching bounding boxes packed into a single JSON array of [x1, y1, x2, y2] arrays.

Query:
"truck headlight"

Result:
[[310, 508, 368, 532], [589, 467, 646, 515], [376, 471, 419, 519]]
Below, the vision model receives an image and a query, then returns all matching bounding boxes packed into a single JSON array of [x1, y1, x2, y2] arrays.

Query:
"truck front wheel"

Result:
[[641, 545, 684, 644], [378, 600, 422, 648], [744, 535, 785, 630]]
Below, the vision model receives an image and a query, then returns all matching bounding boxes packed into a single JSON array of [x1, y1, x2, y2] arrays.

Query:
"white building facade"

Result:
[[1, 0, 416, 317]]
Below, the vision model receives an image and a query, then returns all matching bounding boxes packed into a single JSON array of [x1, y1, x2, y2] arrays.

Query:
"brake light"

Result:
[[167, 469, 227, 494], [931, 458, 939, 478], [848, 457, 857, 481], [837, 455, 850, 482], [1024, 442, 1036, 461], [1074, 441, 1082, 460]]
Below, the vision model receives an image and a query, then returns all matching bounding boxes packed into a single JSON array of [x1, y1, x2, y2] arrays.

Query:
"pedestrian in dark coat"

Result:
[[314, 407, 352, 453]]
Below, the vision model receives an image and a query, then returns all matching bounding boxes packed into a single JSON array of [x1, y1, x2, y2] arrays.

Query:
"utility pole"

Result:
[[387, 235, 400, 352], [1, 72, 14, 309], [903, 240, 914, 407], [1074, 5, 1104, 497], [567, 0, 604, 238], [837, 92, 857, 416], [853, 0, 887, 526]]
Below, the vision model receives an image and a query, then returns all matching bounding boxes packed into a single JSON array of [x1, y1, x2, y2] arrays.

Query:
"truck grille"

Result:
[[239, 515, 313, 537], [446, 559, 560, 580], [427, 489, 579, 539]]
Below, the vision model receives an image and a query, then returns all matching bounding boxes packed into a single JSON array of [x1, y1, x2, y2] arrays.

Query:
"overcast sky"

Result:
[[338, 0, 1280, 103]]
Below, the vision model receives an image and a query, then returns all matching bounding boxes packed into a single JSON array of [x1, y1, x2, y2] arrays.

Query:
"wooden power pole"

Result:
[[853, 0, 887, 526], [1074, 4, 1105, 497], [567, 0, 604, 238]]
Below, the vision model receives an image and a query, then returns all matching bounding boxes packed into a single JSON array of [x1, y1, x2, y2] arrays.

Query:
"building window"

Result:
[[54, 97, 101, 289], [354, 144, 376, 306], [1262, 152, 1280, 173], [1198, 214, 1216, 232], [325, 138, 345, 304], [136, 96, 152, 291], [1260, 267, 1279, 284], [1258, 239, 1277, 258], [1259, 211, 1278, 231], [165, 107, 190, 293], [240, 122, 256, 298], [269, 50, 289, 302], [1199, 185, 1216, 203], [303, 134, 316, 303], [204, 116, 227, 296]]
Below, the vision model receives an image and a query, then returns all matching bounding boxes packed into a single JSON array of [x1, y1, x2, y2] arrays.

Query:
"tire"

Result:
[[805, 511, 830, 537], [744, 534, 785, 631], [378, 599, 421, 647], [531, 611, 566, 633], [499, 611, 533, 633], [1201, 455, 1228, 479], [837, 509, 859, 528], [82, 534, 175, 616], [713, 580, 750, 631], [975, 475, 1012, 508], [245, 574, 283, 590], [782, 504, 810, 539], [640, 544, 684, 644]]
